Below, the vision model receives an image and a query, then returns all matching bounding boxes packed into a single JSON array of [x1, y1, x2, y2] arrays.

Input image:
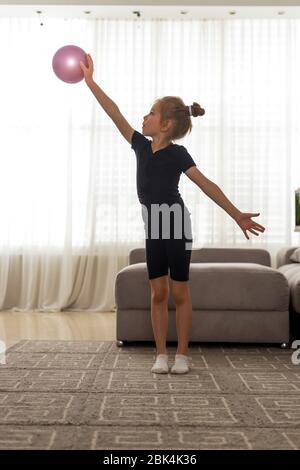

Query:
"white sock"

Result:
[[171, 354, 191, 374], [151, 353, 169, 374]]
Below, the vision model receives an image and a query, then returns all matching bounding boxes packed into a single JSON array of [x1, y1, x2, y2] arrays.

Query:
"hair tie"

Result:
[[188, 105, 192, 116]]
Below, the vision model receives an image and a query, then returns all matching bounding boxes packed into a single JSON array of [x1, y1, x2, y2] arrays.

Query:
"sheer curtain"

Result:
[[0, 17, 299, 312]]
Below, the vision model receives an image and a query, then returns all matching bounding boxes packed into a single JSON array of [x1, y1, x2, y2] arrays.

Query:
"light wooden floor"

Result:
[[0, 310, 116, 350]]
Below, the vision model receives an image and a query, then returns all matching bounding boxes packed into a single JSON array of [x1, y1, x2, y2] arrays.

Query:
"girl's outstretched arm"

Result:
[[185, 166, 266, 240], [80, 54, 134, 144]]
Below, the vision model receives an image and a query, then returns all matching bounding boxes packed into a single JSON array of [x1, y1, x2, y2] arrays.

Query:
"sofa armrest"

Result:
[[289, 268, 300, 314], [129, 247, 146, 265], [276, 246, 299, 268], [277, 263, 300, 314]]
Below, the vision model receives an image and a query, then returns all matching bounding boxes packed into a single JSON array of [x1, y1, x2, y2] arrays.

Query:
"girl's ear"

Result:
[[162, 118, 172, 128]]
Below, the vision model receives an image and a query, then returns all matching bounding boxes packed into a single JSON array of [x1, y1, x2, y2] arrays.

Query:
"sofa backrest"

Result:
[[129, 247, 271, 266]]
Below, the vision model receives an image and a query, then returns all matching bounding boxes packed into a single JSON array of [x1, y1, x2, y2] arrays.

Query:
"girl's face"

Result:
[[142, 103, 161, 136]]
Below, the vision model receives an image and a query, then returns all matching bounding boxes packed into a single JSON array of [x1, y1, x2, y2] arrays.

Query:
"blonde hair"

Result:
[[154, 96, 205, 141]]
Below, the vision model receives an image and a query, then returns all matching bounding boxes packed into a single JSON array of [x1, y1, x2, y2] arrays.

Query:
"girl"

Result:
[[80, 54, 266, 375]]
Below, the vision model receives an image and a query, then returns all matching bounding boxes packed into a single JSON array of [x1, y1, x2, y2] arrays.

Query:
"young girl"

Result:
[[80, 54, 266, 375]]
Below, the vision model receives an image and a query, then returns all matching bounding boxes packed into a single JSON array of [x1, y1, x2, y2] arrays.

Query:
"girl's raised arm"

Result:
[[80, 54, 135, 144]]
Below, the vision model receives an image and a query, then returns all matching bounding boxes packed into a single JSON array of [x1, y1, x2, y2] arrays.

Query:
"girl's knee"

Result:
[[171, 280, 190, 305], [150, 276, 169, 302]]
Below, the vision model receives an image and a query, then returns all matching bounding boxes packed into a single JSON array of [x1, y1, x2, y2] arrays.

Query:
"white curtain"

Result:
[[0, 17, 300, 312]]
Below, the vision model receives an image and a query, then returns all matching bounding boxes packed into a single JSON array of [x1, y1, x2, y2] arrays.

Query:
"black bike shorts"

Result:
[[141, 202, 193, 282]]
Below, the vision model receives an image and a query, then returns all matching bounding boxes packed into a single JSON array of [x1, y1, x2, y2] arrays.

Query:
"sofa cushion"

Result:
[[115, 262, 289, 312], [290, 247, 300, 263], [277, 264, 300, 313]]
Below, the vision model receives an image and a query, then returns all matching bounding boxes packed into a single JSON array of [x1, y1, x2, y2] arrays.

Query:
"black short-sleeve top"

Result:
[[131, 130, 196, 205]]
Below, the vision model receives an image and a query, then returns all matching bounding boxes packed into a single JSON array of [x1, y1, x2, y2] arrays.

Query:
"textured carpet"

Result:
[[0, 340, 299, 450]]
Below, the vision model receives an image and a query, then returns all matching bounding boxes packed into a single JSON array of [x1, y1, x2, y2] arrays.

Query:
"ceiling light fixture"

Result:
[[36, 10, 43, 27]]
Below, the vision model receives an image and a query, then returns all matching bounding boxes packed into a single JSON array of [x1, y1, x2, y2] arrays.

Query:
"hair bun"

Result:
[[188, 102, 205, 117]]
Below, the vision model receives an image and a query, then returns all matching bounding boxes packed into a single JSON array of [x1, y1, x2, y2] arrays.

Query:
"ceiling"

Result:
[[1, 1, 300, 19]]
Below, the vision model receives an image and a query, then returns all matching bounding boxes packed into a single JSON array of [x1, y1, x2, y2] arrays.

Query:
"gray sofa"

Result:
[[115, 247, 290, 346], [276, 246, 300, 339]]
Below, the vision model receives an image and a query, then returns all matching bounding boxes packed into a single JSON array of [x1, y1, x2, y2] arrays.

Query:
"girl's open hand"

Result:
[[235, 212, 266, 240], [80, 53, 94, 83]]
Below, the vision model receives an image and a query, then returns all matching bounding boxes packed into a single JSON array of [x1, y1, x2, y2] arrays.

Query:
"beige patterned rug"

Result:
[[0, 340, 299, 450]]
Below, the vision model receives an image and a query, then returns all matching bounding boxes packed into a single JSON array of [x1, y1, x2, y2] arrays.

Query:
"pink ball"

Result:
[[52, 45, 88, 84]]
